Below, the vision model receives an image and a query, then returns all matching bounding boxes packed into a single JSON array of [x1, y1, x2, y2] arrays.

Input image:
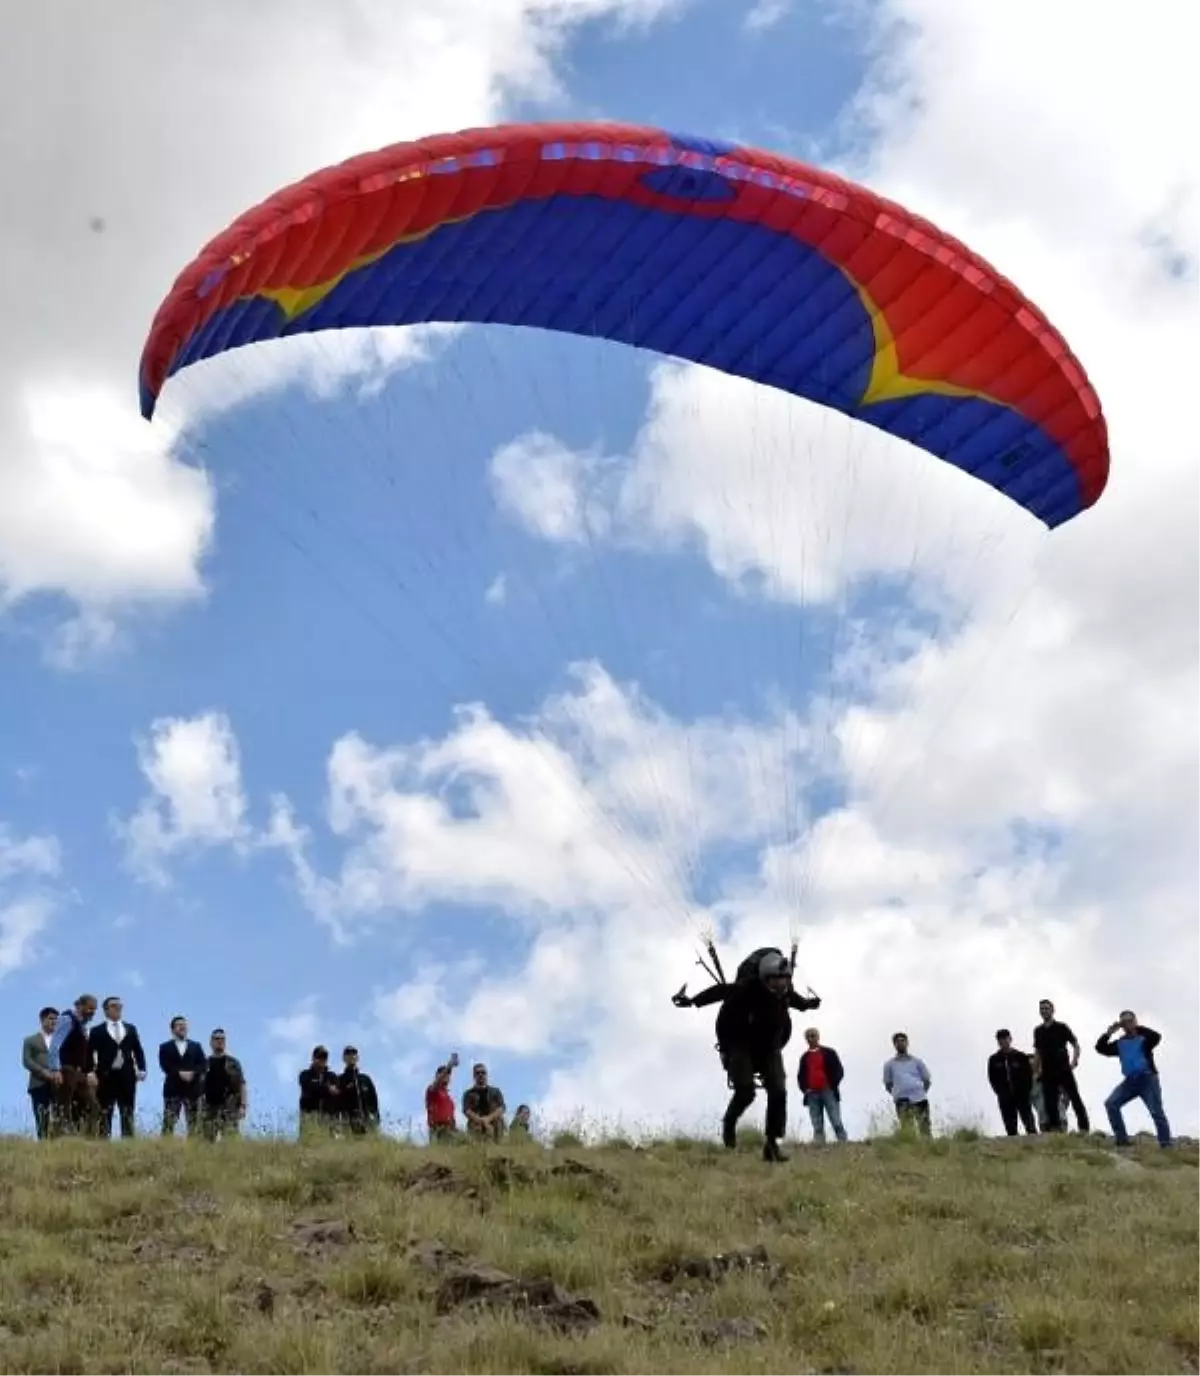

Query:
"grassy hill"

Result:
[[0, 1129, 1194, 1374]]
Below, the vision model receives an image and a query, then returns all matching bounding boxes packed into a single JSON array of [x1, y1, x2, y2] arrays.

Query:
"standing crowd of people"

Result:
[[19, 994, 537, 1144], [23, 998, 248, 1140], [801, 1001, 1173, 1150], [21, 985, 1174, 1154], [673, 948, 1176, 1160]]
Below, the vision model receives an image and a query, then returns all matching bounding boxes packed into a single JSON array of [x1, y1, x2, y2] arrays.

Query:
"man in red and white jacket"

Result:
[[796, 1027, 847, 1143]]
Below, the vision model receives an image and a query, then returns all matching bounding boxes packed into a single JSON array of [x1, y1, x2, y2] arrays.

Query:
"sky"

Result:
[[1, 0, 1195, 1141]]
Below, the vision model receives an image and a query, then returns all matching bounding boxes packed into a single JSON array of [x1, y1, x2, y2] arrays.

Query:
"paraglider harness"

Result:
[[674, 939, 817, 1091]]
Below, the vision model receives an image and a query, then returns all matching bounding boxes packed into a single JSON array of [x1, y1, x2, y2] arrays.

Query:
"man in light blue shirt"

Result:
[[883, 1032, 932, 1136], [45, 994, 99, 1135], [1095, 1011, 1172, 1148]]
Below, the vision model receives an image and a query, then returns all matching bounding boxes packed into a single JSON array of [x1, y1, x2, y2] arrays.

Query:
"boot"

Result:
[[762, 1137, 789, 1163], [722, 1116, 738, 1150]]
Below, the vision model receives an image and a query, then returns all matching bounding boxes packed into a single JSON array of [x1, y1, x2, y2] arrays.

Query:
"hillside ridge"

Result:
[[0, 1131, 1195, 1374]]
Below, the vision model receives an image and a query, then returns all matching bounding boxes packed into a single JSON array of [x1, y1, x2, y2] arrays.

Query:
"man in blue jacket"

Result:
[[1095, 1011, 1172, 1148]]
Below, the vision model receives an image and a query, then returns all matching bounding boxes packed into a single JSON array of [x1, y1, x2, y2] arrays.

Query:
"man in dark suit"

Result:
[[22, 1006, 59, 1139], [158, 1014, 207, 1136], [89, 996, 148, 1139]]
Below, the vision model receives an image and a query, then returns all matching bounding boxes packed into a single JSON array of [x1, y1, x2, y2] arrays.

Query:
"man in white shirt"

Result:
[[22, 1007, 58, 1139], [89, 996, 148, 1138], [883, 1032, 933, 1136]]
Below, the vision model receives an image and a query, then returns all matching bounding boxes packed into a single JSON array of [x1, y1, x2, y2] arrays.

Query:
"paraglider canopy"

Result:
[[139, 120, 1108, 528], [136, 120, 1112, 976]]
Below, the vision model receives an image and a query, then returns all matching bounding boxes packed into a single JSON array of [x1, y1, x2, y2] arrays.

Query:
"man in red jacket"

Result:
[[796, 1027, 847, 1143]]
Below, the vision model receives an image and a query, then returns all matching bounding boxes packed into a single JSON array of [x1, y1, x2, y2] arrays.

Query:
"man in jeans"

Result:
[[1095, 1011, 1172, 1148], [797, 1027, 847, 1143], [22, 1006, 59, 1139], [883, 1032, 932, 1135]]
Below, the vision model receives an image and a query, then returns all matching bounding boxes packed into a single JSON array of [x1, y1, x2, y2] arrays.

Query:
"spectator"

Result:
[[1033, 999, 1090, 1133], [298, 1046, 340, 1131], [23, 1007, 58, 1140], [797, 1027, 848, 1143], [1029, 1054, 1067, 1132], [509, 1104, 533, 1139], [883, 1032, 932, 1136], [987, 1029, 1038, 1137], [462, 1062, 506, 1140], [90, 996, 148, 1139], [159, 1015, 207, 1136], [1095, 1011, 1172, 1149], [47, 994, 99, 1135], [338, 1046, 380, 1134], [426, 1055, 459, 1141], [202, 1029, 248, 1141]]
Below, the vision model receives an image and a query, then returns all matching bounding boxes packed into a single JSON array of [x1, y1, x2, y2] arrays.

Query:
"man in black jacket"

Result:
[[797, 1027, 847, 1143], [337, 1046, 380, 1134], [90, 996, 148, 1139], [159, 1015, 207, 1136], [674, 949, 820, 1162], [298, 1046, 341, 1132], [987, 1028, 1037, 1136]]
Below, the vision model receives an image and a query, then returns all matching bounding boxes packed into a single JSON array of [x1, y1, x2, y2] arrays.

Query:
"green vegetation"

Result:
[[0, 1130, 1194, 1373]]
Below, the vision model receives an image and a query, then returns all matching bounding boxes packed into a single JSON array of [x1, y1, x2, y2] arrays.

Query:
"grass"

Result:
[[0, 1128, 1194, 1374]]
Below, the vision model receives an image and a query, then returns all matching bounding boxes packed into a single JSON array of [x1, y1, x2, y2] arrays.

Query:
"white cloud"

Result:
[[271, 661, 822, 944], [167, 323, 465, 427], [0, 828, 60, 883], [119, 711, 251, 884], [612, 361, 1039, 614], [0, 824, 63, 981], [0, 899, 56, 983], [490, 431, 618, 545], [265, 994, 323, 1086], [0, 384, 213, 614], [743, 0, 790, 33], [0, 0, 680, 650]]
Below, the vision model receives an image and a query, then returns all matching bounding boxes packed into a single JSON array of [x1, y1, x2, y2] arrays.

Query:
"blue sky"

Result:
[[1, 0, 1196, 1140]]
